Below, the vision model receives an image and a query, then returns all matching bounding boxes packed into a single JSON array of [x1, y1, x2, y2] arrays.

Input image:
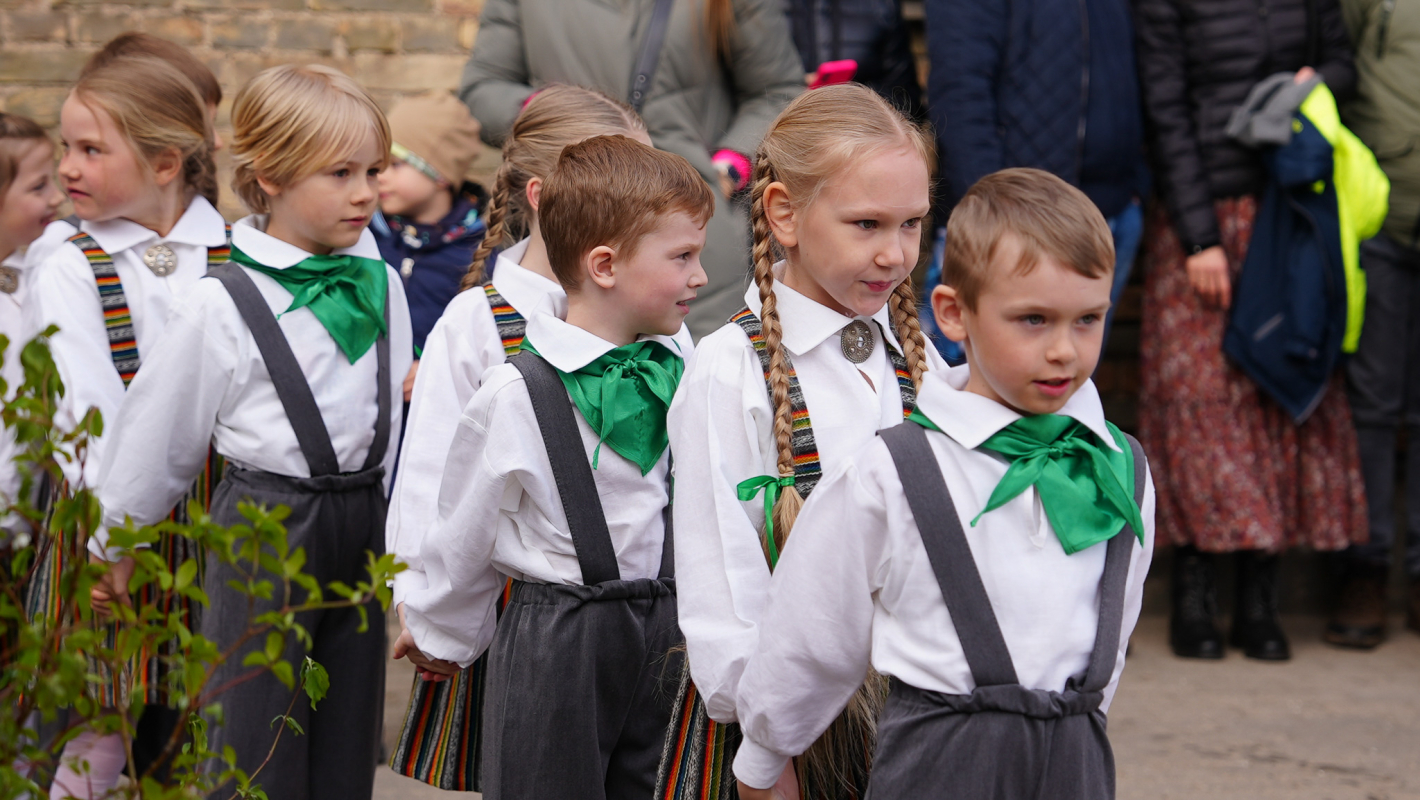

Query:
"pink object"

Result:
[[712, 149, 753, 193], [809, 59, 857, 89], [51, 731, 126, 799]]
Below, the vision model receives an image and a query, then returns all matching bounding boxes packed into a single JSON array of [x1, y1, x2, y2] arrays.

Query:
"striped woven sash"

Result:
[[483, 284, 527, 356], [70, 227, 232, 386]]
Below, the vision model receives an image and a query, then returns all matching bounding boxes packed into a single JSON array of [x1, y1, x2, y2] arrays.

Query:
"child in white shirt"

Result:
[[94, 65, 412, 800], [664, 83, 944, 798], [733, 168, 1156, 800], [401, 134, 709, 800]]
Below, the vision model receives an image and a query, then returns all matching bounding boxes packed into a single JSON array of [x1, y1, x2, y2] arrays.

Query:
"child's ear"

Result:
[[932, 284, 969, 343], [762, 181, 798, 248], [150, 146, 184, 189], [256, 173, 283, 200], [584, 244, 617, 290], [526, 177, 543, 213]]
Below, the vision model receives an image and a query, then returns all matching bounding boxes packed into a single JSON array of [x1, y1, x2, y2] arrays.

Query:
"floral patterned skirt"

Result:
[[1138, 197, 1367, 553]]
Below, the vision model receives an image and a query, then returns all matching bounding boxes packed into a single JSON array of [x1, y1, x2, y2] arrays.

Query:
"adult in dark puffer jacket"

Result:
[[786, 0, 923, 118], [1135, 0, 1365, 664]]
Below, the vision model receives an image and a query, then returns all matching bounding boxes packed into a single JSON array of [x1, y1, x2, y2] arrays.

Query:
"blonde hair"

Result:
[[750, 83, 935, 550], [229, 64, 391, 213], [81, 32, 222, 109], [945, 168, 1114, 310], [539, 135, 714, 290], [460, 84, 645, 290], [72, 56, 218, 205], [0, 113, 51, 198]]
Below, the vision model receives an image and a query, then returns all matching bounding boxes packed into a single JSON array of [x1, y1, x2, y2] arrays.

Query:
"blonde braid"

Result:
[[748, 158, 804, 562], [890, 276, 929, 390], [461, 161, 512, 290]]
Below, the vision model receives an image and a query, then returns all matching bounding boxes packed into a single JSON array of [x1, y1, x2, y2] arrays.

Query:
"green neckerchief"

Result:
[[909, 408, 1143, 555], [231, 246, 388, 364], [523, 338, 683, 476]]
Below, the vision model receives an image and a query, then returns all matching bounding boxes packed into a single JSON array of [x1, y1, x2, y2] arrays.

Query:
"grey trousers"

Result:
[[1346, 233, 1420, 576], [201, 467, 387, 800], [481, 577, 682, 800], [866, 678, 1114, 800]]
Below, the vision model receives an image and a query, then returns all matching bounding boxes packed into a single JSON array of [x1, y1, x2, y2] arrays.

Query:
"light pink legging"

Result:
[[49, 731, 125, 799]]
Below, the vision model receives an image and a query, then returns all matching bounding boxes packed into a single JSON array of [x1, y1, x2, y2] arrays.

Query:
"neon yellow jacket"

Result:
[[1300, 84, 1389, 352]]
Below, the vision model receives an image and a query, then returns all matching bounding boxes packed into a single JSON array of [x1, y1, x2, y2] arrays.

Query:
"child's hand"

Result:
[[403, 360, 420, 403], [392, 603, 461, 681], [89, 554, 135, 618], [737, 782, 775, 800]]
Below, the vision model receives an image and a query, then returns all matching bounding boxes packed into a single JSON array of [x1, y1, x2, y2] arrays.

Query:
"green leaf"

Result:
[[283, 715, 305, 737], [264, 631, 283, 663], [175, 558, 197, 590], [302, 657, 329, 710], [270, 659, 294, 690]]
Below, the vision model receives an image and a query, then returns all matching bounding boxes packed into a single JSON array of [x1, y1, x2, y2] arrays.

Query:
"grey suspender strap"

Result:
[[660, 466, 675, 581], [208, 262, 392, 478], [880, 421, 1147, 693], [629, 0, 675, 112], [510, 351, 623, 585]]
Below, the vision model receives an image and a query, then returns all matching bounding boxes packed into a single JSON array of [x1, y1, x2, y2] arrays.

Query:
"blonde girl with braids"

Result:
[[384, 84, 692, 792], [27, 55, 225, 800], [663, 83, 942, 799]]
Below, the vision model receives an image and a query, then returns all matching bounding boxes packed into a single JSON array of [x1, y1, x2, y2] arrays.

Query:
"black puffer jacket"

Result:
[[1136, 0, 1356, 252]]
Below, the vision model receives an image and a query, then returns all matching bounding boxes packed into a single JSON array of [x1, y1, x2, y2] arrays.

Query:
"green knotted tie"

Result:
[[231, 246, 389, 363], [523, 338, 683, 475], [736, 474, 796, 568], [910, 409, 1143, 554]]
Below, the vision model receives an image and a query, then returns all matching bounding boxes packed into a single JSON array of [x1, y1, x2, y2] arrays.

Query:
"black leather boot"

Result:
[[1170, 546, 1225, 659], [1324, 562, 1388, 649], [1230, 551, 1291, 660]]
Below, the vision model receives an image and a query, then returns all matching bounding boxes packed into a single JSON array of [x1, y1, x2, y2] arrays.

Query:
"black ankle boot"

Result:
[[1230, 551, 1291, 661], [1325, 562, 1389, 649], [1170, 546, 1225, 659]]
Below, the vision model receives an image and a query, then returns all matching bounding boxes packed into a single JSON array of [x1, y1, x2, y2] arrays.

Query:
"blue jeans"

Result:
[[1103, 199, 1144, 348]]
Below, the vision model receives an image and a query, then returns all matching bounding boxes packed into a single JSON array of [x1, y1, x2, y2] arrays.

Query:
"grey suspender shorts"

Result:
[[871, 422, 1147, 800]]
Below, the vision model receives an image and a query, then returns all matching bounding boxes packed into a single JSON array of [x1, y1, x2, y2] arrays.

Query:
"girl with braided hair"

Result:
[[385, 84, 694, 792], [662, 82, 943, 799]]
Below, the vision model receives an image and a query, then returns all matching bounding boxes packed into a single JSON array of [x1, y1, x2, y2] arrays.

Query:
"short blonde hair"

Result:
[[229, 64, 391, 213], [944, 168, 1114, 311], [539, 135, 713, 291]]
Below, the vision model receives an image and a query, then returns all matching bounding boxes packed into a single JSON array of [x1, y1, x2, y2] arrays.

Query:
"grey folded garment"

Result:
[[1225, 71, 1324, 147]]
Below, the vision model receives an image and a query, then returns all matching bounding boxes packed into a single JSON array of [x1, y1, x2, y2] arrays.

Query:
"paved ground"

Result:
[[373, 613, 1420, 799]]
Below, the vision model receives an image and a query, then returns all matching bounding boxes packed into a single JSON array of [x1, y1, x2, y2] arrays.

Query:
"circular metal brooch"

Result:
[[840, 319, 876, 364], [143, 243, 178, 277], [0, 266, 19, 295]]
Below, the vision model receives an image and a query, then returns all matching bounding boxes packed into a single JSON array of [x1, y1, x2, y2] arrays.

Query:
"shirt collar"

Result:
[[231, 214, 383, 268], [914, 362, 1121, 452], [83, 195, 227, 255], [522, 312, 685, 373], [741, 263, 900, 356], [491, 238, 568, 320]]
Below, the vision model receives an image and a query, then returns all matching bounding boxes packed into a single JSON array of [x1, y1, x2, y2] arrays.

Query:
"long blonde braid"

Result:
[[460, 160, 512, 290], [890, 276, 929, 390]]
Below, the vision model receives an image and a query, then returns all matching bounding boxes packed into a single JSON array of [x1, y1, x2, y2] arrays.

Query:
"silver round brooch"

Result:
[[143, 243, 178, 277], [840, 319, 876, 364], [0, 266, 19, 295]]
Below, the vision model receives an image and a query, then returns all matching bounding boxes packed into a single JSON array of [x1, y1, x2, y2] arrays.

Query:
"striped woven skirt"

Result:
[[389, 577, 512, 791], [24, 450, 223, 708]]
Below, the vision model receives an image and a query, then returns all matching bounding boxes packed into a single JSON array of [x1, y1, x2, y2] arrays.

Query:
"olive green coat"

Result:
[[459, 0, 805, 336]]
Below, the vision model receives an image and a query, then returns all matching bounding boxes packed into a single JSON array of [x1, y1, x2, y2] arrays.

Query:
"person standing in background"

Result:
[[1326, 0, 1420, 649], [1136, 0, 1361, 662], [458, 0, 804, 338], [925, 0, 1149, 346], [785, 0, 924, 117]]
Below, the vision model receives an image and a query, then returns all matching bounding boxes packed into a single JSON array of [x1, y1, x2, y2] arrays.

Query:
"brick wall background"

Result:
[[0, 0, 494, 217]]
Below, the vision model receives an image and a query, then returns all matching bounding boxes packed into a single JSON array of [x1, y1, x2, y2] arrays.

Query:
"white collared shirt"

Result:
[[731, 364, 1156, 788], [667, 273, 949, 724], [402, 313, 690, 667], [387, 241, 694, 608], [93, 215, 412, 555], [30, 198, 228, 487]]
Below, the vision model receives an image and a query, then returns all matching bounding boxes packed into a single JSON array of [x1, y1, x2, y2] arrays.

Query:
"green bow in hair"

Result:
[[231, 246, 388, 363], [910, 409, 1143, 555], [736, 474, 796, 568], [524, 339, 683, 475]]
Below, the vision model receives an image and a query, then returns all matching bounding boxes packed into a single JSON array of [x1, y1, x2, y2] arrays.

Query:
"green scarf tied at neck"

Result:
[[231, 246, 388, 364], [523, 338, 684, 476], [910, 409, 1144, 555]]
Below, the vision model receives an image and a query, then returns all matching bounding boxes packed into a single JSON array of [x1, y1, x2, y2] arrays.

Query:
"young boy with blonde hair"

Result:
[[94, 64, 411, 800], [400, 134, 707, 799], [733, 168, 1156, 800]]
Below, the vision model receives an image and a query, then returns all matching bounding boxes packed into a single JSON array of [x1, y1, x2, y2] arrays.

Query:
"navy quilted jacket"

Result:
[[926, 0, 1145, 214]]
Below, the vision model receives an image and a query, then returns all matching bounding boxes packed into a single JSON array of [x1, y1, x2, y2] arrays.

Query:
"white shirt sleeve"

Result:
[[401, 371, 521, 668], [731, 460, 886, 790], [667, 329, 781, 723], [94, 283, 236, 551], [387, 294, 499, 609], [31, 243, 128, 488]]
